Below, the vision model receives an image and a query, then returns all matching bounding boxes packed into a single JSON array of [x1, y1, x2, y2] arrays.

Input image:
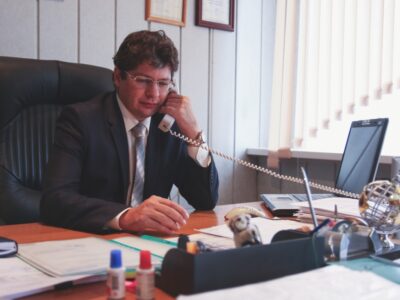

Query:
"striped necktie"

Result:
[[131, 122, 146, 206]]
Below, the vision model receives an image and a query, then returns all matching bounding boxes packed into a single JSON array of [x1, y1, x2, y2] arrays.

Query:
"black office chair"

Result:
[[0, 56, 114, 224]]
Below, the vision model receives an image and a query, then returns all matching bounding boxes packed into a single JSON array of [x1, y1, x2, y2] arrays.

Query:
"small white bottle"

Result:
[[107, 249, 125, 300], [136, 250, 155, 300]]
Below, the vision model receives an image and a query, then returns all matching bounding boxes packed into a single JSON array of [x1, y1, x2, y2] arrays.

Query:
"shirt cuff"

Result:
[[187, 143, 211, 167], [106, 208, 130, 230]]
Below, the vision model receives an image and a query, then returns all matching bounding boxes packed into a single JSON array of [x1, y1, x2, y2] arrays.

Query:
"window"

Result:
[[268, 0, 399, 167]]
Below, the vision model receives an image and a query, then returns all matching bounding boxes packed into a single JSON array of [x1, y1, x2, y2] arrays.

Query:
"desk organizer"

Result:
[[157, 235, 325, 296]]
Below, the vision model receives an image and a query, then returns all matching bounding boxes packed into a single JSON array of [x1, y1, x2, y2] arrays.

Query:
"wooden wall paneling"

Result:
[[257, 157, 281, 194], [306, 159, 336, 193], [149, 23, 180, 49], [177, 1, 210, 208], [181, 0, 209, 132], [259, 0, 277, 148], [279, 158, 303, 193], [251, 0, 278, 200], [233, 0, 263, 203], [256, 157, 269, 194], [210, 29, 237, 204], [39, 0, 78, 62], [376, 163, 391, 180], [149, 22, 181, 88], [115, 0, 148, 53], [0, 0, 37, 58], [79, 0, 115, 69]]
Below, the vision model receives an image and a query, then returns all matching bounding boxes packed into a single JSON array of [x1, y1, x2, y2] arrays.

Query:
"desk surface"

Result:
[[0, 202, 269, 300]]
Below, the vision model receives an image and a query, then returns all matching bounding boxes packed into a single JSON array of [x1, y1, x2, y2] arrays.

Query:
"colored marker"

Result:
[[310, 218, 331, 235], [186, 242, 198, 254], [136, 250, 155, 300], [107, 249, 125, 300]]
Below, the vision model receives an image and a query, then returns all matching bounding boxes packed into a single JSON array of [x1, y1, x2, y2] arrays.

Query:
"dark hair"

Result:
[[113, 30, 179, 79]]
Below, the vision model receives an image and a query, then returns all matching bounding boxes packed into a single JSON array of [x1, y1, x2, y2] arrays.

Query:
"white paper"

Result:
[[293, 197, 361, 218], [167, 233, 235, 250], [0, 256, 93, 300], [196, 217, 310, 244], [177, 265, 400, 300], [201, 0, 230, 24], [0, 236, 167, 299], [17, 237, 151, 276], [150, 0, 183, 20]]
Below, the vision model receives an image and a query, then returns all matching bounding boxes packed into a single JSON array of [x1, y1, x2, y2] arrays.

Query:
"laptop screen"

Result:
[[335, 118, 388, 194]]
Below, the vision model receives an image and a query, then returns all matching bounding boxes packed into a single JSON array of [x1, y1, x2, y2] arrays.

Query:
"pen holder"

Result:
[[270, 229, 310, 242], [323, 223, 384, 260], [157, 236, 325, 296]]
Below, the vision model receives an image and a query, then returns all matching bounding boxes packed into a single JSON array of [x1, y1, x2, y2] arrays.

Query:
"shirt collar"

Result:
[[116, 93, 151, 133]]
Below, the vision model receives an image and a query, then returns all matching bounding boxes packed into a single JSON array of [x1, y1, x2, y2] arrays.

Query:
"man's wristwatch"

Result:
[[193, 130, 206, 145]]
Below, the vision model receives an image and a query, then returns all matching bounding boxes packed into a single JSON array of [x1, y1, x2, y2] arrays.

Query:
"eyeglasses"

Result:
[[125, 72, 174, 92]]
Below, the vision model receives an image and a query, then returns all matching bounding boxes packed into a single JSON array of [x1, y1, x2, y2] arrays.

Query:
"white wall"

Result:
[[0, 0, 276, 205]]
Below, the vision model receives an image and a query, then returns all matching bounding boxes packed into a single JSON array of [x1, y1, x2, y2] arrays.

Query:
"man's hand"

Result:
[[119, 195, 189, 234], [159, 90, 200, 140]]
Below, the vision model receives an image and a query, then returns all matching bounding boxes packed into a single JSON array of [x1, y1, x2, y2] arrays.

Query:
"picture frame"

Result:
[[195, 0, 235, 31], [145, 0, 187, 27]]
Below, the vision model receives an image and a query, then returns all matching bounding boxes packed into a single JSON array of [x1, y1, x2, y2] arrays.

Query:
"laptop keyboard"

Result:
[[291, 194, 334, 202]]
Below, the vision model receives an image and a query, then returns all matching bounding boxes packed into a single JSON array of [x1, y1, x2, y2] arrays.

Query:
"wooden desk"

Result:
[[0, 202, 269, 300]]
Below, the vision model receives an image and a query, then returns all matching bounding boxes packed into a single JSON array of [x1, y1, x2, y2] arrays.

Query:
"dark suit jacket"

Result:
[[40, 92, 219, 233]]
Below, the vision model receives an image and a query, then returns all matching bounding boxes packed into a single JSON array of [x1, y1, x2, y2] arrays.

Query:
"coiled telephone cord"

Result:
[[169, 129, 360, 199]]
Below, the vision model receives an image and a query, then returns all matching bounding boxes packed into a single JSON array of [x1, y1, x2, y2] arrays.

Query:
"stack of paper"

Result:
[[292, 197, 362, 220], [196, 217, 310, 244], [0, 256, 104, 299], [1, 235, 175, 299], [166, 233, 236, 250], [177, 265, 400, 299], [17, 237, 163, 277]]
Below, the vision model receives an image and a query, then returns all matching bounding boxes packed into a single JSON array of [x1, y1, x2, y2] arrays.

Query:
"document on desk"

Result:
[[17, 237, 161, 277], [197, 217, 310, 244], [0, 256, 102, 300], [112, 235, 176, 258], [292, 197, 361, 219], [177, 265, 400, 300], [166, 233, 236, 250]]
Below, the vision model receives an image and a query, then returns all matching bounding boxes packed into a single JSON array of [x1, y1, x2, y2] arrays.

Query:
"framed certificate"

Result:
[[195, 0, 235, 31], [145, 0, 187, 27]]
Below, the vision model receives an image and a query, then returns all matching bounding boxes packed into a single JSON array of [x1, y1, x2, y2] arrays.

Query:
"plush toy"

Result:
[[228, 214, 262, 247]]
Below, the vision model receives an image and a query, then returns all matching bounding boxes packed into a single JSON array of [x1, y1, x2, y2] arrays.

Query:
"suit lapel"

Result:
[[105, 93, 129, 202]]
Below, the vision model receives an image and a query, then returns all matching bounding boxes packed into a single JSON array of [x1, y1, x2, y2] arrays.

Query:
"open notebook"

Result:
[[1, 235, 176, 299], [261, 118, 388, 216]]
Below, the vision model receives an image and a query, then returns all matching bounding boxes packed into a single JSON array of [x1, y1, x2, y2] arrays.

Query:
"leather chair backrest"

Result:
[[0, 56, 114, 224]]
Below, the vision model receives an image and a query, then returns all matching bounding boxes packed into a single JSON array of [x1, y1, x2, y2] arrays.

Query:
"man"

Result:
[[40, 30, 219, 234]]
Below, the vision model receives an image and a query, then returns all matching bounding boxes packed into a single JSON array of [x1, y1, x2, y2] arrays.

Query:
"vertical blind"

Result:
[[268, 0, 400, 167]]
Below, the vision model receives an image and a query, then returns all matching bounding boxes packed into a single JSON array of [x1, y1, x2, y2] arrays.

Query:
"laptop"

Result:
[[260, 118, 389, 216]]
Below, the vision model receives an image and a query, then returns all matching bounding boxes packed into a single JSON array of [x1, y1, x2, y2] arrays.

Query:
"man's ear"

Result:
[[113, 67, 122, 87]]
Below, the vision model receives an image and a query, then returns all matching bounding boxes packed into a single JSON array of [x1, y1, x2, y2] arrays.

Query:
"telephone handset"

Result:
[[158, 114, 175, 132], [158, 88, 177, 132], [157, 92, 359, 199]]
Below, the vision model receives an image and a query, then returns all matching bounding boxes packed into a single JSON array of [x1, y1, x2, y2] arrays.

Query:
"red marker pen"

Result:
[[136, 250, 155, 300]]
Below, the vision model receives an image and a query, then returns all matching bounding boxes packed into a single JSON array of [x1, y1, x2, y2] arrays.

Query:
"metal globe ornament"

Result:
[[359, 175, 400, 248]]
